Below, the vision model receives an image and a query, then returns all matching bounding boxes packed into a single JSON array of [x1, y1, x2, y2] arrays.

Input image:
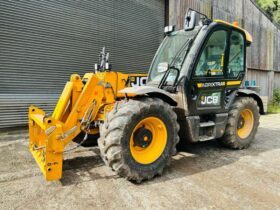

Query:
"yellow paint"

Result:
[[221, 53, 224, 67], [214, 20, 253, 44], [197, 81, 241, 88], [197, 83, 203, 88], [237, 109, 254, 139], [129, 117, 167, 164], [52, 82, 73, 120], [88, 127, 99, 135], [29, 106, 64, 180], [208, 69, 223, 73], [29, 113, 46, 130], [226, 81, 241, 86]]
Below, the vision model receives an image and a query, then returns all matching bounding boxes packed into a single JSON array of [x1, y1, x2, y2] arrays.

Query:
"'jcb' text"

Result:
[[201, 96, 219, 105]]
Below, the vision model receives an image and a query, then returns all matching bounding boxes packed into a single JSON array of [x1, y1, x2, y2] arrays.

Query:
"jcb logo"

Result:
[[130, 76, 147, 87], [201, 96, 219, 105]]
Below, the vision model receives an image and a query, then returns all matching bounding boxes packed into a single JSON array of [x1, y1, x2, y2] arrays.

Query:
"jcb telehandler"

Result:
[[28, 9, 263, 183]]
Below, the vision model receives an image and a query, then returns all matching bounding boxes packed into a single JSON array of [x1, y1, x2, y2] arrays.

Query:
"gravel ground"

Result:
[[0, 114, 280, 210]]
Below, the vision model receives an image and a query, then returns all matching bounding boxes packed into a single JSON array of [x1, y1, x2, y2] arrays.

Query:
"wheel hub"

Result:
[[237, 116, 245, 129], [133, 126, 153, 148], [237, 109, 254, 139], [130, 116, 167, 164]]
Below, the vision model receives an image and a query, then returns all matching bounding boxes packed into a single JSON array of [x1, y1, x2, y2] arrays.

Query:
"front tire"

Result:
[[218, 97, 260, 149], [98, 97, 179, 183]]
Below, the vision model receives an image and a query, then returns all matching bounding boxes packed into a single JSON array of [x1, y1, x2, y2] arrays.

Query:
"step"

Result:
[[199, 135, 215, 142], [199, 121, 215, 128]]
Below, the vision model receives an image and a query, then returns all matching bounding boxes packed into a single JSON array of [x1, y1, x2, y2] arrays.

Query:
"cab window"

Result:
[[194, 30, 227, 77], [228, 31, 245, 78]]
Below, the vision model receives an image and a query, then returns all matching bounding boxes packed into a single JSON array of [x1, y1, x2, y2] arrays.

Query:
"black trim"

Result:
[[191, 27, 229, 80], [164, 0, 169, 27], [227, 29, 247, 80], [186, 21, 249, 82], [237, 89, 264, 114]]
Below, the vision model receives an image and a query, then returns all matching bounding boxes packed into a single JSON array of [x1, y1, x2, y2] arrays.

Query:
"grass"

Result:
[[268, 104, 280, 113]]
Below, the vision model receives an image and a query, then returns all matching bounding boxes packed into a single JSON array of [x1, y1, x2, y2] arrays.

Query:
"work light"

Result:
[[164, 25, 175, 34]]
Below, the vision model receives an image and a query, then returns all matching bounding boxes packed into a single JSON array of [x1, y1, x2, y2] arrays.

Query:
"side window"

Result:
[[195, 30, 227, 77], [228, 31, 245, 78]]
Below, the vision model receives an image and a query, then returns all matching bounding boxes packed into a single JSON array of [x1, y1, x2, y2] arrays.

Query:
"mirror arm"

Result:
[[187, 8, 209, 20], [171, 68, 180, 87], [158, 69, 169, 89]]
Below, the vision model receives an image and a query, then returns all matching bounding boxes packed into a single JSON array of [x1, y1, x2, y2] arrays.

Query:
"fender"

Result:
[[119, 86, 177, 106], [237, 89, 264, 114]]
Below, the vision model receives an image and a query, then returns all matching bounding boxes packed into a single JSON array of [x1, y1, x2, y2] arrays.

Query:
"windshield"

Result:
[[148, 28, 199, 83]]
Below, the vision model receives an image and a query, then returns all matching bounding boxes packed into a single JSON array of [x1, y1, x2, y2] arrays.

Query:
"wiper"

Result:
[[158, 38, 192, 89], [158, 66, 180, 89], [170, 39, 191, 67]]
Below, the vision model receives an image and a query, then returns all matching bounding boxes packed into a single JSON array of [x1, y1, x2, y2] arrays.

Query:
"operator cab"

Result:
[[147, 9, 255, 142], [148, 9, 251, 114], [148, 9, 251, 89]]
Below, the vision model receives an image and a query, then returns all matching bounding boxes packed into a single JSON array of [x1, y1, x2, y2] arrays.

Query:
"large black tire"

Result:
[[98, 97, 180, 183], [218, 97, 260, 149]]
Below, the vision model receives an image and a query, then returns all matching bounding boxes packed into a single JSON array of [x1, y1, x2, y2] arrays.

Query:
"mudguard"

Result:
[[237, 89, 264, 114], [119, 86, 177, 106]]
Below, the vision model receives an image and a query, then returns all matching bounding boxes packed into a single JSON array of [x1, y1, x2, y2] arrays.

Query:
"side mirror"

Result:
[[157, 62, 169, 73], [184, 10, 197, 31]]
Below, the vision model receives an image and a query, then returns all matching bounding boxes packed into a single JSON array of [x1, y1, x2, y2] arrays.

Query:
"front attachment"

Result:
[[28, 73, 100, 181], [29, 106, 65, 180], [28, 71, 147, 181]]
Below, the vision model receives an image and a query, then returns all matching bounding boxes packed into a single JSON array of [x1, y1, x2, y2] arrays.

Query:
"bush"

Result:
[[256, 0, 280, 24], [273, 89, 280, 105]]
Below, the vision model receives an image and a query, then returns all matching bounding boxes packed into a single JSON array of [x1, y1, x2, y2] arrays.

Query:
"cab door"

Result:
[[187, 29, 229, 115], [224, 29, 246, 110]]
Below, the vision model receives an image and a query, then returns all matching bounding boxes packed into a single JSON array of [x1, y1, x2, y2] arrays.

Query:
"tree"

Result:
[[256, 0, 280, 23]]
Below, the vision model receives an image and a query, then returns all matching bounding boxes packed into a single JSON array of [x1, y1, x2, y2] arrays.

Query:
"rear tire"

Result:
[[218, 97, 260, 149], [98, 97, 179, 183]]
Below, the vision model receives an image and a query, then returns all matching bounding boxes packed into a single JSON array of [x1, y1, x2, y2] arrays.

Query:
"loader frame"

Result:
[[29, 72, 146, 180]]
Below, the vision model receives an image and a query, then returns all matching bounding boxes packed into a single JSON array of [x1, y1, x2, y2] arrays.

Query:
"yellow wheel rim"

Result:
[[130, 117, 167, 164], [237, 109, 254, 139]]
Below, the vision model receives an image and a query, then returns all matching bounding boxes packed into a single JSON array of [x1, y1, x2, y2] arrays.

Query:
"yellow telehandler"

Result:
[[28, 9, 263, 182]]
